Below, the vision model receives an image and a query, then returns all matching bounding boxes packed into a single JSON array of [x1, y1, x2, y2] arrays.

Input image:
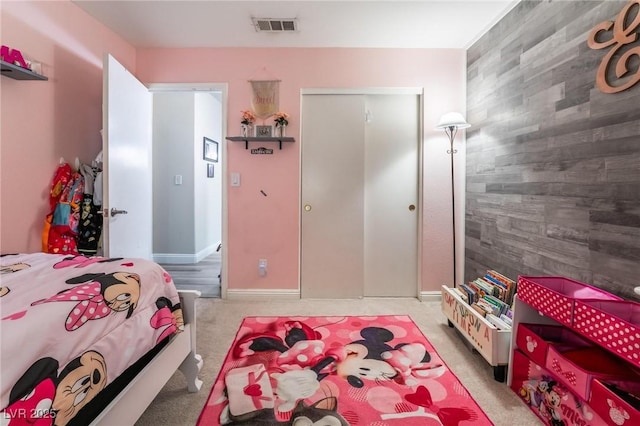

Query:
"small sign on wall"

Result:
[[251, 147, 273, 155]]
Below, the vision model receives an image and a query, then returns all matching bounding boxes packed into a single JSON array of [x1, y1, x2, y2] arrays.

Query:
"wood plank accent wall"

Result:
[[466, 0, 640, 300]]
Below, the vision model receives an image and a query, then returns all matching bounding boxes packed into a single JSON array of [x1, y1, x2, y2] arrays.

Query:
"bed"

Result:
[[0, 252, 202, 426]]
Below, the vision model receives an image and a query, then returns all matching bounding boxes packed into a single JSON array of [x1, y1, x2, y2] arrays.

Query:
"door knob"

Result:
[[304, 204, 312, 212], [408, 204, 416, 211], [110, 208, 128, 217]]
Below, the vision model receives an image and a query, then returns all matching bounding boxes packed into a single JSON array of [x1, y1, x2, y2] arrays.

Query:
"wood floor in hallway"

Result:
[[159, 253, 221, 298]]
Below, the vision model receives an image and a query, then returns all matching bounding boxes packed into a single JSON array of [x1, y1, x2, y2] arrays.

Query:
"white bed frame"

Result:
[[91, 290, 203, 425]]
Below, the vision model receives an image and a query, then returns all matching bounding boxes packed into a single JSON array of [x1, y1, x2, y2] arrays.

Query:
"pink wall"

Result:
[[0, 0, 466, 294], [137, 48, 467, 294], [0, 0, 135, 253]]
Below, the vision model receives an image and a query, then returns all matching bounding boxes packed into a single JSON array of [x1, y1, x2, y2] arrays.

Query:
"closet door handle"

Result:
[[408, 204, 416, 211]]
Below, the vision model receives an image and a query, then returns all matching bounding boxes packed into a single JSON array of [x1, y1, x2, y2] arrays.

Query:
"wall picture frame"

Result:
[[255, 125, 273, 138], [203, 137, 218, 162], [207, 163, 214, 178]]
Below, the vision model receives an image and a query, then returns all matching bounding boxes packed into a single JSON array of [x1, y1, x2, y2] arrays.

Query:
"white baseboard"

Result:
[[153, 245, 220, 264], [225, 289, 439, 301], [226, 289, 300, 300], [420, 291, 442, 302]]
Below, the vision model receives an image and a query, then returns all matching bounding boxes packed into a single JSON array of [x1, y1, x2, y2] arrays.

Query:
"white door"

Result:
[[363, 94, 419, 297], [102, 54, 153, 259], [301, 95, 365, 298], [301, 91, 420, 298]]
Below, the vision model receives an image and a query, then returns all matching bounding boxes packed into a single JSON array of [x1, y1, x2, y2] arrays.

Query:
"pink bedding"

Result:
[[0, 253, 183, 426]]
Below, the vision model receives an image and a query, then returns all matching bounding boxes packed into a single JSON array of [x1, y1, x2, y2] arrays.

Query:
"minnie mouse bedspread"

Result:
[[0, 253, 183, 426]]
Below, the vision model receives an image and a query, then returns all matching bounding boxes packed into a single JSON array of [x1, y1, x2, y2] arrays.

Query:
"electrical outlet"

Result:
[[258, 259, 267, 276]]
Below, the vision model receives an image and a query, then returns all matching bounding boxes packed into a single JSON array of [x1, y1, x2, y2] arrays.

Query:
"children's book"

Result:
[[486, 314, 511, 330]]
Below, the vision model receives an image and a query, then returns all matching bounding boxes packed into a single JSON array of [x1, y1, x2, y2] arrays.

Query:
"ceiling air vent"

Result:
[[252, 17, 298, 32]]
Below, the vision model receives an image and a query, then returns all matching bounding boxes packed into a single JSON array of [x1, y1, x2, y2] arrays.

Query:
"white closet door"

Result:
[[301, 92, 420, 299], [301, 95, 365, 298], [363, 94, 419, 297]]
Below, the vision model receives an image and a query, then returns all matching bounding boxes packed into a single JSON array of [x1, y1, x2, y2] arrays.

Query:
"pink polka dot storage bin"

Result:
[[590, 377, 640, 426], [573, 299, 640, 369], [545, 343, 634, 402], [517, 276, 622, 327], [515, 323, 592, 367]]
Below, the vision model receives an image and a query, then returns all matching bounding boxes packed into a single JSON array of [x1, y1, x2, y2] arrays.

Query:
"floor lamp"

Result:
[[436, 112, 470, 288]]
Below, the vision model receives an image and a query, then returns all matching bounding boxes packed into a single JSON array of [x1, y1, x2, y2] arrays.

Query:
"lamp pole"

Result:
[[445, 125, 458, 287], [436, 112, 469, 289]]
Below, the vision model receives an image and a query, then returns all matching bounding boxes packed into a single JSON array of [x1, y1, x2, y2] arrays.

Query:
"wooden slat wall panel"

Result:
[[466, 0, 640, 300]]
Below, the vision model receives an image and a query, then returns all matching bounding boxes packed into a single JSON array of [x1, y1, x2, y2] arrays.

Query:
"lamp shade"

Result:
[[435, 112, 470, 129]]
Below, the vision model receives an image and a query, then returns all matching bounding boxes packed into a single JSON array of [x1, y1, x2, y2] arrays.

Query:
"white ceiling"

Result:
[[72, 0, 519, 49]]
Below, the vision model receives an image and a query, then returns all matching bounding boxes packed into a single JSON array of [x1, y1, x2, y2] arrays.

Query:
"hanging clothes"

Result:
[[42, 162, 73, 252], [47, 170, 84, 254], [77, 163, 102, 255]]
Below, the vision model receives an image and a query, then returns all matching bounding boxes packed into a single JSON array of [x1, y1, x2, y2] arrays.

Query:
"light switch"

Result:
[[231, 172, 241, 187], [174, 175, 182, 185]]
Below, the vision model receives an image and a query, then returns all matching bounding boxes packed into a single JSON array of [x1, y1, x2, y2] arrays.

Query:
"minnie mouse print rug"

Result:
[[197, 315, 493, 425]]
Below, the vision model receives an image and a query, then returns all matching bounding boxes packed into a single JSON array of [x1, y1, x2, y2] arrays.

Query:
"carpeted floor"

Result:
[[134, 298, 541, 425]]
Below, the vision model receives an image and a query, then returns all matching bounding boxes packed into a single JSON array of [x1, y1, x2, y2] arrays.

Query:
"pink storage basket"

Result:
[[511, 349, 610, 425], [516, 323, 592, 367], [590, 378, 640, 426], [574, 299, 640, 369], [545, 344, 633, 401], [517, 276, 621, 327]]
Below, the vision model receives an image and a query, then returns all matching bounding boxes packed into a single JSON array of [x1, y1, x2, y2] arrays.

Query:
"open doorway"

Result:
[[148, 84, 227, 298]]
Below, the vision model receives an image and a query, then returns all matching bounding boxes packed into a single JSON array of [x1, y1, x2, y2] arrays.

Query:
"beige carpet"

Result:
[[134, 298, 540, 425]]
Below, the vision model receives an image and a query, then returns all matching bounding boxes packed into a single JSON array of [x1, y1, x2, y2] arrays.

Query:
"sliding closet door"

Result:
[[364, 94, 419, 297], [301, 92, 420, 299], [301, 95, 365, 298]]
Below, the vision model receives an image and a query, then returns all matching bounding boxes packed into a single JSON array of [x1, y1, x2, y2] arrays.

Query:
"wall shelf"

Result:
[[226, 136, 295, 150], [1, 60, 47, 81]]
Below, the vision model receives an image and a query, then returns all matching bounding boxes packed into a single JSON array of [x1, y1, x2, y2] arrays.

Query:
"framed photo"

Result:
[[203, 137, 218, 162], [207, 163, 214, 178], [255, 125, 272, 138]]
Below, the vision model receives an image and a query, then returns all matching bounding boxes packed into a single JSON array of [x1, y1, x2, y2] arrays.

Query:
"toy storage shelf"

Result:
[[507, 295, 562, 387], [509, 277, 640, 426], [441, 285, 511, 382], [1, 60, 47, 80]]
